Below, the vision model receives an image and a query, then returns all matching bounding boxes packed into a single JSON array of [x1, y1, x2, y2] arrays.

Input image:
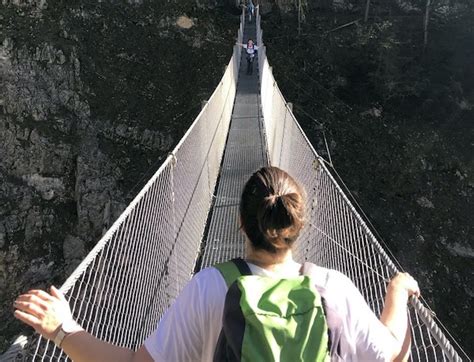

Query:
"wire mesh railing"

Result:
[[255, 7, 467, 361], [3, 11, 246, 362]]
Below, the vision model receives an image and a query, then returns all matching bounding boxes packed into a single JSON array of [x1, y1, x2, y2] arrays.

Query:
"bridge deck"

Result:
[[199, 19, 267, 269]]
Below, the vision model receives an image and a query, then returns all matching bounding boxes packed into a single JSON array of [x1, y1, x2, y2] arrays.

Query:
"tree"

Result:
[[424, 0, 432, 48], [364, 0, 371, 23], [295, 0, 307, 36]]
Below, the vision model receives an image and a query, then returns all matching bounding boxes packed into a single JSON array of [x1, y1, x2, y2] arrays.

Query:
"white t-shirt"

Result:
[[243, 44, 258, 56], [144, 262, 395, 361]]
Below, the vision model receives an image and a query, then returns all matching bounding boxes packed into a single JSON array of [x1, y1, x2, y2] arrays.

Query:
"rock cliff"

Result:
[[0, 0, 237, 351]]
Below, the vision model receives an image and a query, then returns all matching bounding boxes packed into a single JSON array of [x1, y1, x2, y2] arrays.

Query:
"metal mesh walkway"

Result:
[[200, 18, 267, 268], [2, 8, 469, 362]]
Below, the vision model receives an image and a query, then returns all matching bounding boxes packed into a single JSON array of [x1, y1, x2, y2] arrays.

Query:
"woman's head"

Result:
[[247, 39, 254, 46], [240, 166, 306, 254]]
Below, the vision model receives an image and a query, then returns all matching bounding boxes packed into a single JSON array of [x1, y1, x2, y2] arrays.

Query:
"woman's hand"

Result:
[[14, 286, 73, 340], [381, 273, 420, 361], [388, 272, 420, 299]]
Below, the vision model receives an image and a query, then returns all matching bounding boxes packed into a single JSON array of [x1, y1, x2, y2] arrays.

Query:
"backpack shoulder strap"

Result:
[[301, 261, 340, 356], [214, 258, 252, 288]]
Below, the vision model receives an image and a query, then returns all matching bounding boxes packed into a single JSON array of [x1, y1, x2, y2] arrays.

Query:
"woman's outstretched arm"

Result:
[[13, 286, 153, 362]]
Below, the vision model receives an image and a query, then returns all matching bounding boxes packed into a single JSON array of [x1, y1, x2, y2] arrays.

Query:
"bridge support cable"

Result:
[[255, 7, 467, 361]]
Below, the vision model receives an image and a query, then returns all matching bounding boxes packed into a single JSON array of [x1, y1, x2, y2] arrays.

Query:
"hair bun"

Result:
[[240, 167, 306, 253], [257, 192, 304, 249]]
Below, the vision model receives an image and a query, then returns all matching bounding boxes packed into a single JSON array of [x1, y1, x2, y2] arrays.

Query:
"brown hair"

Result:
[[239, 166, 306, 253]]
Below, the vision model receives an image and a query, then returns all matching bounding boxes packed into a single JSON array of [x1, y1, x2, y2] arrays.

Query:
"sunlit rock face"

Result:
[[0, 0, 237, 351]]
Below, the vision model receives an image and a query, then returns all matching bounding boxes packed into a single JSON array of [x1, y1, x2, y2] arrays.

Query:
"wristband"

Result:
[[53, 319, 84, 347]]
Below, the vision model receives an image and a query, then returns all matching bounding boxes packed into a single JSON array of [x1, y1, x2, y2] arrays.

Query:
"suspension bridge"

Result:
[[3, 7, 469, 362]]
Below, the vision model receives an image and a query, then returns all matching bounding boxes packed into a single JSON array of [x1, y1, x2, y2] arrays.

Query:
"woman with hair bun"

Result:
[[14, 166, 419, 361]]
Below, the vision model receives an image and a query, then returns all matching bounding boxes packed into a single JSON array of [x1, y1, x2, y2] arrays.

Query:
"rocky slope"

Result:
[[0, 0, 237, 352]]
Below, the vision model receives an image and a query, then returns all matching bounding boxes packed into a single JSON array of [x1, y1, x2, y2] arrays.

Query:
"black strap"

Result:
[[231, 258, 252, 276], [214, 258, 250, 362]]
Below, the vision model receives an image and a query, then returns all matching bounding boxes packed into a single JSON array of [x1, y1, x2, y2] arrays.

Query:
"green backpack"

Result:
[[213, 258, 330, 362]]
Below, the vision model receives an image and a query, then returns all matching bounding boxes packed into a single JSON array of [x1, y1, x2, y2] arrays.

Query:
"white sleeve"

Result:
[[242, 44, 248, 49], [330, 271, 396, 361], [144, 276, 204, 361], [143, 268, 226, 362]]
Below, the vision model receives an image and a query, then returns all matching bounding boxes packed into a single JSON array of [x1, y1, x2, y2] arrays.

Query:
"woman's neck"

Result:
[[245, 242, 295, 272]]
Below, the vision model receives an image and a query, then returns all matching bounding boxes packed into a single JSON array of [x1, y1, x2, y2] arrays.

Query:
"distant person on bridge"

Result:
[[241, 0, 255, 22], [247, 0, 255, 22], [13, 166, 419, 361], [238, 38, 259, 75]]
